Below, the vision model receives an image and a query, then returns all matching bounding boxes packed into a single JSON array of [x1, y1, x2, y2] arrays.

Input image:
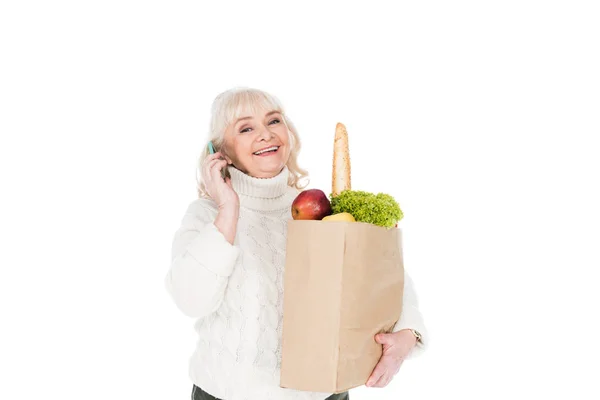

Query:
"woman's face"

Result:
[[223, 108, 291, 178]]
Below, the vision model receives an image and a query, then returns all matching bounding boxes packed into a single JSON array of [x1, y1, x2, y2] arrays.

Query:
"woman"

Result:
[[165, 88, 428, 400]]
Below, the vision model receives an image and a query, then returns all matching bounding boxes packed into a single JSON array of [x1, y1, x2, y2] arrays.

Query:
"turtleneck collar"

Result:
[[228, 165, 298, 211]]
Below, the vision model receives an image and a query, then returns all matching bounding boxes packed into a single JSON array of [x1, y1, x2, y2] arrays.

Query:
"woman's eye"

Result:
[[269, 119, 281, 125], [240, 127, 252, 133]]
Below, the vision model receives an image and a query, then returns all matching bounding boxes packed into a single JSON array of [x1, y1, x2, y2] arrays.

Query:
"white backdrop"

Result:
[[1, 1, 599, 399]]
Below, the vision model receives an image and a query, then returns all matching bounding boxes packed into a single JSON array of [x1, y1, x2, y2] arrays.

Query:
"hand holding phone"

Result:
[[208, 142, 229, 180], [203, 143, 238, 209]]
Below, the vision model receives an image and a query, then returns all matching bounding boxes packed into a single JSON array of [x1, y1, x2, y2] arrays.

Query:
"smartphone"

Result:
[[208, 141, 229, 180]]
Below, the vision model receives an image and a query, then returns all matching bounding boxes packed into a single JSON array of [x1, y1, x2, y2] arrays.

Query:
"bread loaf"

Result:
[[332, 122, 351, 197]]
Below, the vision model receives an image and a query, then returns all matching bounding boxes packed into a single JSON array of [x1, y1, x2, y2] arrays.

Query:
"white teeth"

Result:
[[254, 146, 278, 155]]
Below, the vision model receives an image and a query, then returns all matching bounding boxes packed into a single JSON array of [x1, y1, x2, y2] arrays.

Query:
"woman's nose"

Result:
[[257, 126, 274, 140]]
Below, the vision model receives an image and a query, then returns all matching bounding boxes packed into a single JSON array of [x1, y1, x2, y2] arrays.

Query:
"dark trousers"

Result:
[[192, 385, 349, 400]]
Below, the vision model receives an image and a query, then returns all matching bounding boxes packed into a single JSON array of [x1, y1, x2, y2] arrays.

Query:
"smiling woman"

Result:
[[224, 108, 291, 178], [196, 88, 309, 198], [165, 87, 427, 400], [166, 87, 352, 400]]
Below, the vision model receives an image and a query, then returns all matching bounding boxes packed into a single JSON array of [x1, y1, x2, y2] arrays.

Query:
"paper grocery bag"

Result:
[[280, 220, 404, 393]]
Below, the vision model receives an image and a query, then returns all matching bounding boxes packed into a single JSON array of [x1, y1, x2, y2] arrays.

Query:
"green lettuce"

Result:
[[329, 190, 403, 228]]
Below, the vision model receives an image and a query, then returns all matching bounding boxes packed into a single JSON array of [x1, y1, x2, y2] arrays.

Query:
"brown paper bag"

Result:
[[280, 220, 404, 393]]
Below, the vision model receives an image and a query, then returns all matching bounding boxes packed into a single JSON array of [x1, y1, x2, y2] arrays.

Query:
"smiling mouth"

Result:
[[253, 146, 280, 155]]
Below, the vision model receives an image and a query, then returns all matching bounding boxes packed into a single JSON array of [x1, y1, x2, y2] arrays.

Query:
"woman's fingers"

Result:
[[202, 152, 237, 206], [203, 153, 223, 179], [204, 152, 221, 168], [366, 362, 386, 387], [207, 158, 222, 174], [201, 153, 224, 197], [372, 372, 390, 388], [210, 159, 228, 180]]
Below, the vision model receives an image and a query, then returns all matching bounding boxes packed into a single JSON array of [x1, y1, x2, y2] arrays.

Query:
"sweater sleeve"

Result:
[[392, 231, 429, 359], [392, 272, 429, 358], [164, 199, 240, 318]]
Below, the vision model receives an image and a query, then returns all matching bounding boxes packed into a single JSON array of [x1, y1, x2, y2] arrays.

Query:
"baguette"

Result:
[[332, 122, 351, 197]]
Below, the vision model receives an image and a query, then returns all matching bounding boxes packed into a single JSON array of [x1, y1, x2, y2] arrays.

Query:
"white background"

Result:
[[1, 1, 599, 399]]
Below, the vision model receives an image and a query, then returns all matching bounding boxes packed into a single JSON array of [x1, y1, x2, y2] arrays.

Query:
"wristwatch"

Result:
[[409, 329, 422, 343]]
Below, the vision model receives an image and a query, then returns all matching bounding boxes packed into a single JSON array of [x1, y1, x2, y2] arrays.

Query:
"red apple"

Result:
[[291, 189, 333, 220]]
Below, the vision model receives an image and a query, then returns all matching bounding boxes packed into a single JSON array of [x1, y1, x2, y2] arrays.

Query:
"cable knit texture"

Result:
[[165, 166, 428, 400]]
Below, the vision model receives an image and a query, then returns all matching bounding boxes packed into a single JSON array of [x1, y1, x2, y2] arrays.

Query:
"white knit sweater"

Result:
[[165, 166, 428, 400]]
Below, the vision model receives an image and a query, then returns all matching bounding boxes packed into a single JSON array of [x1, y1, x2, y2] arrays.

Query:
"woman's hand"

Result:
[[365, 329, 418, 388], [202, 152, 239, 211]]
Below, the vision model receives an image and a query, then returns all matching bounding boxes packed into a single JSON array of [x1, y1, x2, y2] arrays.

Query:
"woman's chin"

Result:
[[244, 152, 288, 178]]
